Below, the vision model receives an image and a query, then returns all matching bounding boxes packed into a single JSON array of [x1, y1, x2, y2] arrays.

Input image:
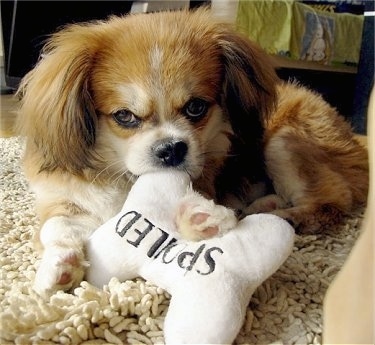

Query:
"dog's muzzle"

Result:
[[152, 139, 188, 167]]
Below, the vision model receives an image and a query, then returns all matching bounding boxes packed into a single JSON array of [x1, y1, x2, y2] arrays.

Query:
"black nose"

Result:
[[153, 139, 188, 167]]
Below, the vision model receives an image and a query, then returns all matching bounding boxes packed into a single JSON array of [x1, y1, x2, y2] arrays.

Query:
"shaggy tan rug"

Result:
[[0, 136, 364, 345]]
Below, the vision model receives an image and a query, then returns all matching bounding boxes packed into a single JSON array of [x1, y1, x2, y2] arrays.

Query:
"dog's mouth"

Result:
[[123, 139, 191, 180], [122, 136, 203, 181], [148, 137, 202, 179]]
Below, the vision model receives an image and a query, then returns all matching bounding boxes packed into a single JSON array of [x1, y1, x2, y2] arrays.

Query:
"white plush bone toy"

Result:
[[86, 170, 295, 344]]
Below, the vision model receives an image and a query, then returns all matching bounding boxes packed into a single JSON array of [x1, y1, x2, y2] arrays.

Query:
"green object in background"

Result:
[[236, 0, 364, 66], [236, 0, 294, 57]]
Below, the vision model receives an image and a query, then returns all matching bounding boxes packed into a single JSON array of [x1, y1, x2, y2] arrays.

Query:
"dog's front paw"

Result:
[[176, 193, 238, 241], [33, 246, 88, 298]]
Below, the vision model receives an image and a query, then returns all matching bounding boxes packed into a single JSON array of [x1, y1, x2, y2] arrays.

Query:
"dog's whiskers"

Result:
[[91, 160, 127, 185], [112, 169, 135, 189], [197, 150, 239, 161], [182, 167, 193, 180]]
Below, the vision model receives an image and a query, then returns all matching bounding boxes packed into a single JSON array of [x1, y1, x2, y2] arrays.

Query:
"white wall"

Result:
[[131, 1, 190, 13], [211, 0, 239, 22]]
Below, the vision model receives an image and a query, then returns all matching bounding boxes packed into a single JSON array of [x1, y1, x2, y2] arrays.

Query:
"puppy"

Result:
[[16, 8, 368, 297]]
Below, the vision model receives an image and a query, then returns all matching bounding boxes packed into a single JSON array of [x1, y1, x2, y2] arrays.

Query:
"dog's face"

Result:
[[17, 9, 278, 193], [92, 13, 230, 178]]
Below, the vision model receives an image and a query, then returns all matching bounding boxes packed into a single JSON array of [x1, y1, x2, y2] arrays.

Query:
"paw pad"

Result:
[[33, 248, 86, 298], [56, 253, 80, 285], [57, 271, 72, 285], [176, 194, 237, 241]]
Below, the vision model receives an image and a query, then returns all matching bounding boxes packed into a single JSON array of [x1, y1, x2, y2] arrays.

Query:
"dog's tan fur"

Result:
[[16, 9, 368, 296], [263, 83, 368, 230]]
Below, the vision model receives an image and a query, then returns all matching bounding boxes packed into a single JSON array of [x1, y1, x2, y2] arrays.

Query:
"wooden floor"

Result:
[[0, 93, 19, 138]]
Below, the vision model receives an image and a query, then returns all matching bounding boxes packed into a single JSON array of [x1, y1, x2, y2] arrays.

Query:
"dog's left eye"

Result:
[[183, 98, 209, 121], [112, 109, 141, 128]]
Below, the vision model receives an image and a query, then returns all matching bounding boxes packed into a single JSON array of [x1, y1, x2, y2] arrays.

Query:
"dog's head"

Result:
[[17, 9, 278, 188]]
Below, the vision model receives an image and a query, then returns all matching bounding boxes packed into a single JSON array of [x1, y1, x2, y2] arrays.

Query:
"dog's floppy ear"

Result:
[[219, 30, 279, 140], [17, 23, 101, 173], [214, 29, 280, 190]]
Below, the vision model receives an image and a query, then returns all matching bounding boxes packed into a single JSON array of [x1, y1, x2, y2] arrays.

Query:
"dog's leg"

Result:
[[241, 194, 343, 233], [244, 194, 289, 214], [176, 190, 238, 241], [263, 126, 367, 234], [269, 204, 344, 234], [33, 214, 100, 298]]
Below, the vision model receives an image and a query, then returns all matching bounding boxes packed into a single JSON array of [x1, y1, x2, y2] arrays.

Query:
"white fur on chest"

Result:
[[32, 178, 128, 223]]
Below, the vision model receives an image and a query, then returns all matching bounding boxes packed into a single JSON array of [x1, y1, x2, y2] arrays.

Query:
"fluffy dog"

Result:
[[16, 8, 368, 297]]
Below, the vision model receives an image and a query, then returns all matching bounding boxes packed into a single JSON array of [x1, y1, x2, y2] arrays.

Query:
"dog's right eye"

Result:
[[112, 109, 141, 128]]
